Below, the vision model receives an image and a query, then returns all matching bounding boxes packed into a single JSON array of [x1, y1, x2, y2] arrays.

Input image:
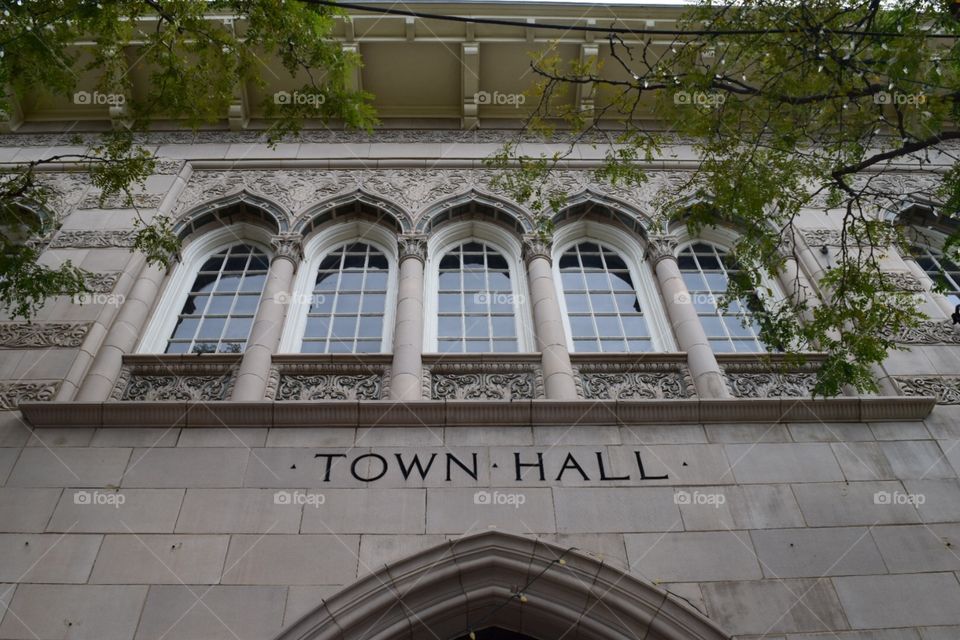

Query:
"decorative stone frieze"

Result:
[[574, 361, 695, 400], [78, 192, 164, 210], [266, 359, 390, 400], [726, 372, 818, 398], [881, 271, 925, 292], [110, 357, 239, 401], [801, 229, 844, 247], [0, 322, 89, 348], [83, 272, 120, 293], [720, 356, 823, 398], [49, 229, 138, 249], [881, 320, 960, 344], [894, 376, 960, 404], [0, 381, 59, 409], [425, 361, 544, 400], [397, 234, 428, 262]]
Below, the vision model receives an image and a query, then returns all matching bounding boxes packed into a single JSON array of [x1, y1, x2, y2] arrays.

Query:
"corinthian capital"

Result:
[[645, 234, 679, 265], [398, 234, 428, 262], [522, 235, 553, 265], [271, 233, 304, 264]]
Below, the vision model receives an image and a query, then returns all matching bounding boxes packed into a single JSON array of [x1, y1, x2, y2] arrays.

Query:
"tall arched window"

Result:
[[165, 243, 269, 354], [301, 242, 390, 353], [677, 241, 765, 352], [912, 245, 960, 307], [558, 242, 652, 352], [436, 241, 519, 353]]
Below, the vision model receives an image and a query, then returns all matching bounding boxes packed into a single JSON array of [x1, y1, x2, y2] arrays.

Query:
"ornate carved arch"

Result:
[[294, 189, 414, 235], [174, 189, 291, 239], [416, 190, 534, 235], [553, 190, 654, 238], [273, 531, 729, 640]]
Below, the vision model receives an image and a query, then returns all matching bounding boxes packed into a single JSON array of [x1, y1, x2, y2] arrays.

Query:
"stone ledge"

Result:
[[19, 396, 935, 428]]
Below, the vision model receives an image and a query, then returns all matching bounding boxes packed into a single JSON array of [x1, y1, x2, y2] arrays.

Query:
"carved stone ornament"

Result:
[[801, 229, 844, 247], [276, 374, 383, 401], [0, 323, 89, 348], [397, 235, 428, 262], [645, 235, 680, 264], [271, 233, 304, 263], [881, 320, 960, 344], [726, 372, 817, 398], [522, 235, 553, 264], [426, 361, 544, 400], [112, 368, 236, 401], [49, 230, 138, 249], [0, 381, 59, 409], [894, 376, 960, 404], [83, 272, 120, 294], [432, 372, 538, 400], [881, 271, 926, 292], [574, 361, 695, 400], [78, 191, 164, 210]]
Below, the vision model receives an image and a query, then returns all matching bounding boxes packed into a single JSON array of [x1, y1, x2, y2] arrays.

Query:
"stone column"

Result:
[[523, 236, 578, 400], [231, 233, 302, 401], [389, 235, 427, 402], [74, 260, 170, 402], [775, 234, 819, 323], [648, 235, 730, 399]]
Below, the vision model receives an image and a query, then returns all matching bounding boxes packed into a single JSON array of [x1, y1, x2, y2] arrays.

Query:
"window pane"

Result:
[[299, 243, 389, 353], [433, 242, 520, 352], [164, 244, 269, 353], [678, 242, 767, 351], [559, 242, 651, 353]]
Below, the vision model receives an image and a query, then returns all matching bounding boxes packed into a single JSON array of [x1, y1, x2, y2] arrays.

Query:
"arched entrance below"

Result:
[[273, 531, 729, 640]]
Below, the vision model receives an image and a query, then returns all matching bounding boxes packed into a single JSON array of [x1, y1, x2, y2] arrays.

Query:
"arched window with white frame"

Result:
[[279, 221, 397, 354], [677, 240, 768, 353], [552, 221, 675, 353], [912, 243, 960, 307], [424, 221, 533, 353], [138, 224, 275, 354]]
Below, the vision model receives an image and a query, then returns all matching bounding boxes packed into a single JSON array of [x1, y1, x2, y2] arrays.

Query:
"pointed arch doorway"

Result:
[[272, 531, 730, 640]]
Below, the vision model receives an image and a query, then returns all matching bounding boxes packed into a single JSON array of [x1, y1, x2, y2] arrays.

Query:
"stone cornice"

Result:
[[19, 396, 935, 428]]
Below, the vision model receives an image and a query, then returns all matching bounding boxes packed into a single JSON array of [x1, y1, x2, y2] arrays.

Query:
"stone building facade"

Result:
[[2, 3, 960, 640]]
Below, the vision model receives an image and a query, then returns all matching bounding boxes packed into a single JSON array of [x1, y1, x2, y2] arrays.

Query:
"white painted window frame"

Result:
[[137, 223, 275, 354], [423, 220, 535, 353], [552, 220, 677, 353], [278, 221, 398, 354]]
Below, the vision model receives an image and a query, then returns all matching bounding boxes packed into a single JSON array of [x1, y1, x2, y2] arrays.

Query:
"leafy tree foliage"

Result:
[[489, 0, 960, 395], [0, 0, 376, 318]]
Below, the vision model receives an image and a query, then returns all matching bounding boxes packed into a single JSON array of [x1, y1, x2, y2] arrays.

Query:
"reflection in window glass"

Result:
[[913, 245, 960, 307], [436, 241, 518, 353], [559, 242, 651, 352], [677, 242, 765, 353], [166, 244, 268, 354], [301, 243, 389, 353]]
